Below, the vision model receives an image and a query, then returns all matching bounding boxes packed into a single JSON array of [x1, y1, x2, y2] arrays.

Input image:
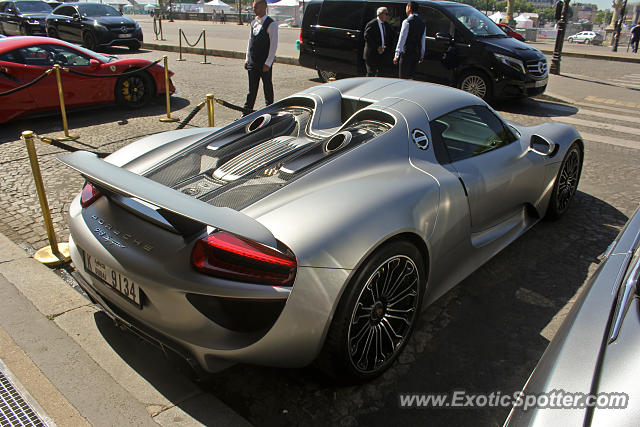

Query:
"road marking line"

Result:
[[551, 116, 640, 137], [575, 102, 639, 114], [578, 131, 639, 150], [606, 81, 640, 89], [583, 96, 639, 108], [575, 108, 640, 124]]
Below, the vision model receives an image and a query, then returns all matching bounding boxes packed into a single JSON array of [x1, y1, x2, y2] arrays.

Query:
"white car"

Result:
[[567, 31, 603, 45]]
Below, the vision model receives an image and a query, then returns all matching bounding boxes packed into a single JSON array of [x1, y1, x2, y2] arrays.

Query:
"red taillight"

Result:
[[191, 231, 297, 286], [80, 182, 102, 208], [299, 27, 303, 43]]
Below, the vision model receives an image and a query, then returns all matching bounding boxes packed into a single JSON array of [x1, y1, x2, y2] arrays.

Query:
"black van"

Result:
[[298, 0, 548, 103]]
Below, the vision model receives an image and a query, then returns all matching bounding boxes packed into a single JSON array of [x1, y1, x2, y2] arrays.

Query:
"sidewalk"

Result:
[[0, 233, 250, 426]]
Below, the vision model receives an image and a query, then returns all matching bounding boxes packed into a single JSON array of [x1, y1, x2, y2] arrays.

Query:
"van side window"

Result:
[[318, 1, 364, 30], [421, 6, 453, 38]]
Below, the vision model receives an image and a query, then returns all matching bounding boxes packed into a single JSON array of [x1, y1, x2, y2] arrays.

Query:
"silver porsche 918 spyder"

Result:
[[61, 78, 583, 382]]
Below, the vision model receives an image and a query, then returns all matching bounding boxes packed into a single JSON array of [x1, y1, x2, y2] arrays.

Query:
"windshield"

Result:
[[55, 39, 114, 62], [448, 5, 505, 37], [16, 1, 52, 13], [78, 4, 121, 17]]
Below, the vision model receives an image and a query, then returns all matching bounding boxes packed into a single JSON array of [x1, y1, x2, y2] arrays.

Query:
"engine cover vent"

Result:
[[213, 136, 311, 182]]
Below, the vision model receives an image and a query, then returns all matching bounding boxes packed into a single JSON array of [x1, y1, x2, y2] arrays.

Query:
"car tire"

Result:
[[127, 43, 141, 52], [83, 31, 98, 51], [317, 240, 425, 383], [115, 71, 153, 108], [47, 27, 58, 38], [545, 143, 582, 220], [458, 69, 493, 103], [317, 69, 339, 83], [585, 38, 591, 45], [19, 24, 28, 36], [568, 37, 573, 43]]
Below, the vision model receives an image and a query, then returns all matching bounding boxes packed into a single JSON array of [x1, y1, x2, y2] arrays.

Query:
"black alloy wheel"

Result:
[[83, 31, 98, 51], [115, 72, 153, 108], [546, 143, 582, 219], [47, 27, 58, 38], [317, 69, 338, 83], [318, 241, 425, 382]]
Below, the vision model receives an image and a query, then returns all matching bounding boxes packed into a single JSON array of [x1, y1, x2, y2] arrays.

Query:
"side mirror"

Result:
[[435, 32, 453, 43], [529, 134, 556, 156], [89, 59, 100, 70], [72, 12, 80, 20]]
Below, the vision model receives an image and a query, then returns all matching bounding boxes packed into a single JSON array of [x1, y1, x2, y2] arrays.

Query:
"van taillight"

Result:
[[80, 182, 102, 208], [191, 231, 297, 286]]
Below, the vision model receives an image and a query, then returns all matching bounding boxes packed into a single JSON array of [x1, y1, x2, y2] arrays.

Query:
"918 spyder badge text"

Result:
[[90, 215, 154, 252]]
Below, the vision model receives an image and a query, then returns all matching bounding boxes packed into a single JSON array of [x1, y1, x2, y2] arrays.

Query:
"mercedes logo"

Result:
[[120, 26, 128, 33], [538, 61, 545, 74], [412, 129, 429, 150]]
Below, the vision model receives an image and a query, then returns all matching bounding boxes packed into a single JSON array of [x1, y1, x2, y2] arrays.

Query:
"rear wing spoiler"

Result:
[[59, 151, 277, 248]]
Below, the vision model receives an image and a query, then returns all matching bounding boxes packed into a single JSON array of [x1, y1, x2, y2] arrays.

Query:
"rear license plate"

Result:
[[118, 33, 132, 38], [535, 78, 548, 87], [83, 250, 142, 307]]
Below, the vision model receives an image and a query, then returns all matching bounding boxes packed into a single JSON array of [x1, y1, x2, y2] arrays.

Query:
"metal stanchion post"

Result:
[[201, 30, 211, 64], [159, 56, 179, 123], [206, 93, 215, 126], [177, 29, 185, 61], [160, 17, 165, 40], [22, 131, 70, 266], [52, 65, 79, 142]]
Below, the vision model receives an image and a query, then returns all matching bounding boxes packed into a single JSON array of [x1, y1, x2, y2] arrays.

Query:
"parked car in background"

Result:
[[497, 23, 525, 42], [0, 36, 174, 122], [0, 0, 51, 36], [46, 2, 142, 51], [298, 0, 548, 103], [506, 205, 640, 426], [567, 31, 603, 45], [60, 78, 582, 382]]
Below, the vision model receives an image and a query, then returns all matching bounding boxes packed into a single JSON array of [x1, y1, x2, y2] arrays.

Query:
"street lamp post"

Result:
[[550, 0, 570, 75], [612, 0, 628, 51]]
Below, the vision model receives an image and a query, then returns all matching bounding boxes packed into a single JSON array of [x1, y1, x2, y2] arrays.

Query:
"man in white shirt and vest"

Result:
[[243, 0, 278, 115], [393, 1, 425, 80]]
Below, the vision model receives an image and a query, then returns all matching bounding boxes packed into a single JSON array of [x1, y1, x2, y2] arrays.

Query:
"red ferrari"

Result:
[[0, 36, 175, 123], [497, 23, 525, 42]]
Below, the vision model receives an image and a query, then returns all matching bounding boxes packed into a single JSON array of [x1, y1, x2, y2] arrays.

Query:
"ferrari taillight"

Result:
[[80, 182, 102, 208], [191, 231, 297, 286]]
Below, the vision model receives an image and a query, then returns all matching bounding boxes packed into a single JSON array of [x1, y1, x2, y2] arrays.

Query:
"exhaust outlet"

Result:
[[324, 131, 352, 153], [246, 114, 272, 132]]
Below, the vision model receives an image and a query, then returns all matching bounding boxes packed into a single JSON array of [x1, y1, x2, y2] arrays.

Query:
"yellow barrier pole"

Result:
[[201, 30, 211, 64], [177, 29, 185, 61], [22, 131, 70, 266], [206, 93, 214, 127], [159, 56, 179, 123], [52, 65, 79, 142]]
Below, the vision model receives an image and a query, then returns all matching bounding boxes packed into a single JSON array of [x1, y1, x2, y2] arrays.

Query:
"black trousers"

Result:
[[365, 53, 384, 77], [244, 65, 273, 113], [399, 52, 419, 80]]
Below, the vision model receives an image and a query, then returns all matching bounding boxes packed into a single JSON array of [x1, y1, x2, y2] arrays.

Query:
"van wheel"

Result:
[[458, 70, 493, 103], [318, 69, 338, 83]]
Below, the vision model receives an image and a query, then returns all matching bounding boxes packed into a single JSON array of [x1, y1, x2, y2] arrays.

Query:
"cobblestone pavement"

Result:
[[1, 49, 639, 426]]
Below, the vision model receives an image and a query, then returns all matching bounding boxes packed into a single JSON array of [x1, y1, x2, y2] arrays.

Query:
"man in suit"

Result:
[[393, 1, 426, 80], [243, 0, 278, 115], [363, 7, 392, 77]]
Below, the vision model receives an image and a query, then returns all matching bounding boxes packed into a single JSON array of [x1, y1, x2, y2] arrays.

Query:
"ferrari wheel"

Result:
[[546, 143, 582, 219], [458, 70, 492, 103], [317, 69, 338, 83], [115, 72, 153, 108], [319, 241, 424, 382], [83, 31, 97, 51]]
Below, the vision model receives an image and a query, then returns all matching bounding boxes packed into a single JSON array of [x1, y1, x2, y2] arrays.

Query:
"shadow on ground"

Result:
[[86, 189, 628, 426], [0, 96, 190, 145]]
